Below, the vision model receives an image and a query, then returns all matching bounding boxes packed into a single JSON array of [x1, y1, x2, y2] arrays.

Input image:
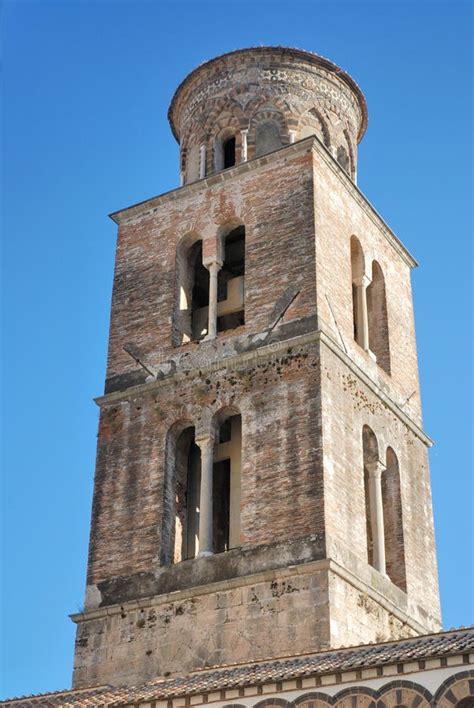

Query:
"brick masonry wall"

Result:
[[76, 138, 441, 689], [312, 145, 423, 424], [320, 343, 441, 624], [88, 340, 324, 590], [105, 146, 317, 393]]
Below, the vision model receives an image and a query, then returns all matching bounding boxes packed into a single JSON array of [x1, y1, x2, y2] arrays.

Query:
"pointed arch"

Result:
[[367, 260, 391, 374], [383, 447, 407, 591]]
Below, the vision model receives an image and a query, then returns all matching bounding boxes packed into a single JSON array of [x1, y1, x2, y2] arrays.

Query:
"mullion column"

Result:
[[196, 435, 214, 557], [205, 260, 222, 340], [366, 460, 387, 575]]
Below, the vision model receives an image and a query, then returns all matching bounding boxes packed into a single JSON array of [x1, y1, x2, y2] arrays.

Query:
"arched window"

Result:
[[362, 425, 379, 570], [213, 411, 242, 551], [383, 448, 406, 590], [161, 423, 201, 564], [217, 225, 245, 333], [255, 120, 282, 157], [350, 236, 368, 350], [367, 260, 391, 374], [175, 237, 210, 345]]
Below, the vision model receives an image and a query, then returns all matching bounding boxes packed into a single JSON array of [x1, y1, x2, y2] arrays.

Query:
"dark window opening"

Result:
[[213, 459, 230, 553], [171, 426, 201, 563], [223, 137, 236, 168], [187, 240, 209, 341], [219, 418, 232, 443], [217, 225, 245, 332], [352, 283, 358, 341]]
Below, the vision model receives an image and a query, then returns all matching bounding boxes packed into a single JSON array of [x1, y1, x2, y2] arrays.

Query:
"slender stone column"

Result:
[[199, 144, 206, 179], [180, 171, 185, 186], [354, 274, 371, 352], [288, 129, 297, 144], [240, 129, 248, 163], [196, 435, 214, 556], [366, 460, 386, 575], [204, 260, 222, 340]]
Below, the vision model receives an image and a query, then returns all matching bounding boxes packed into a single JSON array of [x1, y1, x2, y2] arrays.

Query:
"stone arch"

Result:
[[433, 669, 474, 707], [181, 129, 206, 183], [333, 685, 378, 707], [376, 679, 432, 707], [298, 107, 331, 147], [211, 404, 242, 551], [383, 447, 407, 591], [245, 94, 293, 159], [251, 105, 288, 158], [253, 700, 293, 708], [367, 260, 391, 375], [160, 418, 199, 565], [202, 97, 246, 173], [174, 231, 209, 345], [294, 691, 332, 707]]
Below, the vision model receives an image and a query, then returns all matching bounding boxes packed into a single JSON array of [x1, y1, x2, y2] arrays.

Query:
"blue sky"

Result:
[[1, 0, 472, 699]]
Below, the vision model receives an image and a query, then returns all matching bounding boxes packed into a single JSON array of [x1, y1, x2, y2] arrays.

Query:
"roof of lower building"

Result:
[[2, 627, 473, 707]]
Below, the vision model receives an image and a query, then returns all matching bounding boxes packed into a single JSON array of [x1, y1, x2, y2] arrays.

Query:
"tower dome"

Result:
[[168, 46, 368, 184]]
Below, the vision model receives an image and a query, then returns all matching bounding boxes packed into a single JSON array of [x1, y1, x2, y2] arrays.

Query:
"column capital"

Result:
[[353, 273, 371, 288], [195, 433, 215, 452], [365, 460, 386, 479], [203, 259, 223, 273]]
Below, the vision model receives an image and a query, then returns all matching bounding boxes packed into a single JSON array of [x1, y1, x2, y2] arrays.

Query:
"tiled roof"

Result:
[[2, 627, 473, 707]]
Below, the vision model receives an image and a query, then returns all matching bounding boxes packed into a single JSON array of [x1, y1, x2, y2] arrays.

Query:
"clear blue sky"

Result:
[[1, 0, 472, 699]]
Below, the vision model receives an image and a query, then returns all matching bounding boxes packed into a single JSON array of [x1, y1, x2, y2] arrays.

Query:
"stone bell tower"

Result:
[[71, 47, 441, 690]]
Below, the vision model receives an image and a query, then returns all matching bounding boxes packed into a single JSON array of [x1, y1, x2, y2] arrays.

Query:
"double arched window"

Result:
[[161, 410, 242, 565], [175, 225, 246, 345], [362, 426, 406, 590], [350, 237, 391, 374]]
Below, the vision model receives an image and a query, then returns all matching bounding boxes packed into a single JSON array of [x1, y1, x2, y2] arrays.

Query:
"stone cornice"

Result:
[[69, 557, 434, 634], [109, 136, 417, 269], [95, 328, 432, 447]]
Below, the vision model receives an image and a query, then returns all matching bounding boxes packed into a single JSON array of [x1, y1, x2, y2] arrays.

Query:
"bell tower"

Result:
[[71, 47, 441, 690]]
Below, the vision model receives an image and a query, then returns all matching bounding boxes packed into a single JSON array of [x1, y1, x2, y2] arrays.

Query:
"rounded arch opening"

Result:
[[383, 447, 407, 591], [350, 235, 366, 347], [217, 222, 246, 333], [161, 420, 201, 565], [174, 233, 210, 345], [212, 405, 242, 552], [367, 260, 391, 374]]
